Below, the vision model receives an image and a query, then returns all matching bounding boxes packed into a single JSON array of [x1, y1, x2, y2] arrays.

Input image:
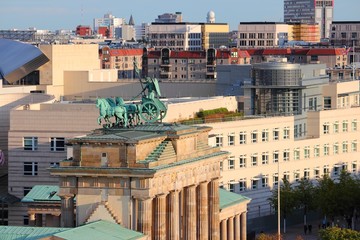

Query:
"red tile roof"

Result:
[[246, 48, 347, 56], [109, 49, 143, 56], [170, 51, 207, 58], [306, 48, 346, 55]]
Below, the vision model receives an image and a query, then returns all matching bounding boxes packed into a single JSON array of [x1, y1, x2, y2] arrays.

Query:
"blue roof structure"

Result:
[[0, 39, 49, 83]]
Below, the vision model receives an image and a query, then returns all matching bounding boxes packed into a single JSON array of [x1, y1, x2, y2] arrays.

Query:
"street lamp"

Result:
[[277, 159, 280, 240]]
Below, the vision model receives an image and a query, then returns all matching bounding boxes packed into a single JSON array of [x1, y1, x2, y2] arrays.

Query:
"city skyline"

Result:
[[0, 0, 359, 31]]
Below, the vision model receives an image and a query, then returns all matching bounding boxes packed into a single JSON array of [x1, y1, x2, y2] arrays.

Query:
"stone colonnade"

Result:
[[28, 212, 61, 227], [135, 179, 220, 240], [220, 212, 247, 240]]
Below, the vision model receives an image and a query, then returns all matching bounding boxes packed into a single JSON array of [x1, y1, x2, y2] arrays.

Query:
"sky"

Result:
[[0, 0, 359, 31]]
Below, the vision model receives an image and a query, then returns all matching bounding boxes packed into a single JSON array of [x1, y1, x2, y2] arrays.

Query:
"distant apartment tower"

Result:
[[155, 12, 183, 23], [284, 0, 334, 39], [75, 25, 92, 36], [94, 13, 125, 38]]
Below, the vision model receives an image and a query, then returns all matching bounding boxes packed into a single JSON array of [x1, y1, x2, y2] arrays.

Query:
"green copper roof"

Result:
[[21, 185, 61, 203], [53, 220, 145, 240], [0, 226, 68, 240], [219, 188, 251, 210]]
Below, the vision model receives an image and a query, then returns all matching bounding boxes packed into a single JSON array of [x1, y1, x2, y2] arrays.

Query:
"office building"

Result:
[[148, 22, 229, 51], [143, 48, 250, 80], [284, 0, 334, 39], [237, 22, 289, 48]]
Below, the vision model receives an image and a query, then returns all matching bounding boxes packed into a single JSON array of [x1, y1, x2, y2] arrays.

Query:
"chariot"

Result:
[[96, 60, 167, 128]]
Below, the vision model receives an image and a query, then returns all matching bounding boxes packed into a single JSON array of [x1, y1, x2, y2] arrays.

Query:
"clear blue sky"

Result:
[[0, 0, 359, 31]]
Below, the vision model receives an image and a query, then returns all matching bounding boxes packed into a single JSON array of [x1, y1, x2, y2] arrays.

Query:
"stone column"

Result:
[[234, 214, 241, 240], [154, 194, 167, 240], [60, 195, 75, 227], [29, 213, 35, 226], [35, 213, 43, 227], [228, 217, 234, 240], [209, 178, 220, 240], [221, 219, 227, 240], [169, 190, 180, 240], [240, 212, 247, 240], [185, 185, 197, 240], [137, 197, 153, 238], [198, 181, 209, 240]]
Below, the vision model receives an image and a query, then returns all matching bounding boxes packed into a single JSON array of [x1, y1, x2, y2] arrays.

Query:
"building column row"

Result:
[[220, 212, 246, 240], [134, 178, 220, 240]]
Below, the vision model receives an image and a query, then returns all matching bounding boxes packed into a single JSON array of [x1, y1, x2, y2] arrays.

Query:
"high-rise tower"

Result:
[[284, 0, 334, 39]]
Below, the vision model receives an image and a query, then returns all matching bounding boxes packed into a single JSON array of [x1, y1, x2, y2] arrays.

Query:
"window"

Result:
[[262, 175, 268, 188], [352, 140, 357, 152], [304, 169, 310, 180], [294, 148, 300, 160], [294, 125, 298, 138], [283, 172, 290, 182], [283, 149, 290, 161], [342, 141, 348, 153], [261, 129, 269, 142], [273, 128, 279, 140], [251, 131, 258, 143], [23, 187, 32, 196], [51, 137, 65, 151], [334, 166, 340, 176], [239, 178, 247, 191], [314, 168, 320, 179], [323, 165, 330, 176], [304, 146, 310, 159], [342, 163, 348, 171], [324, 144, 329, 156], [283, 127, 290, 139], [228, 180, 235, 192], [294, 171, 300, 182], [239, 131, 247, 144], [220, 161, 223, 171], [273, 174, 279, 187], [251, 154, 258, 166], [313, 145, 320, 158], [324, 97, 331, 109], [24, 162, 38, 176], [342, 120, 348, 132], [333, 142, 339, 155], [239, 155, 246, 168], [23, 215, 29, 226], [228, 156, 235, 170], [215, 134, 223, 147], [228, 133, 235, 146], [251, 179, 258, 190], [352, 162, 357, 173], [262, 152, 269, 165], [323, 122, 330, 134], [333, 121, 339, 133], [352, 119, 357, 131], [23, 137, 38, 151], [273, 151, 279, 163]]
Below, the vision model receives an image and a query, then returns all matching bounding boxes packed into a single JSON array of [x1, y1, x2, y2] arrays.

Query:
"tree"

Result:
[[268, 178, 296, 233], [314, 174, 337, 225], [336, 170, 360, 229], [293, 178, 316, 225]]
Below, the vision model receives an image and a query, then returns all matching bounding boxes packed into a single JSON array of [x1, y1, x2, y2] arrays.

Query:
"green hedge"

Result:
[[196, 108, 229, 118]]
